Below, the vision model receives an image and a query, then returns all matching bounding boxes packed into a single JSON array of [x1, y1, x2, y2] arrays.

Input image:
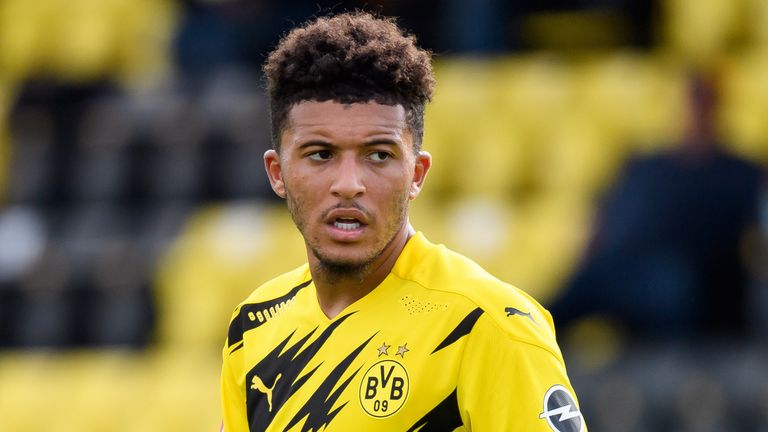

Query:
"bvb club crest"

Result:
[[359, 357, 410, 417]]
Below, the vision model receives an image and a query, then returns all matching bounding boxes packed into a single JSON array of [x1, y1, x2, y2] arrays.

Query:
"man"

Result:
[[221, 11, 586, 432], [549, 73, 765, 341]]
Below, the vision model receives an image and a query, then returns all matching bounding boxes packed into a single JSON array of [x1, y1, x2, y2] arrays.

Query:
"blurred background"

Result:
[[0, 0, 767, 430]]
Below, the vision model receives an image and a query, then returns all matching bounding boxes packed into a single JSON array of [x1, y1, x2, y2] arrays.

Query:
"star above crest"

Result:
[[377, 342, 390, 357], [396, 343, 409, 358]]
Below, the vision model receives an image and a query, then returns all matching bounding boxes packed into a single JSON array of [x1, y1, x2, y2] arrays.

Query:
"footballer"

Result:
[[221, 11, 586, 432]]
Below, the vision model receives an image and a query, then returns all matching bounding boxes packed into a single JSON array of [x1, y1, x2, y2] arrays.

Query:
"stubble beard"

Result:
[[285, 188, 410, 284]]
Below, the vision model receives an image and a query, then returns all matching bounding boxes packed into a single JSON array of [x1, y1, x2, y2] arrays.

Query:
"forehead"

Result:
[[283, 101, 409, 144]]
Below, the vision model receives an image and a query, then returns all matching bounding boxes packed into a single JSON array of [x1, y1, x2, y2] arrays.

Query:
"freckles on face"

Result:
[[276, 101, 418, 268]]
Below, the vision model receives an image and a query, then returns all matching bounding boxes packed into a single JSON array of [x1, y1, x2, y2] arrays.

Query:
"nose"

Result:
[[329, 156, 366, 199]]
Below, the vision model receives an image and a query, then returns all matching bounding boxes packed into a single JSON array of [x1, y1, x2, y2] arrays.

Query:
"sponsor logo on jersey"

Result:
[[247, 297, 296, 324], [505, 306, 535, 323], [359, 359, 410, 417], [539, 385, 584, 432], [250, 374, 281, 412]]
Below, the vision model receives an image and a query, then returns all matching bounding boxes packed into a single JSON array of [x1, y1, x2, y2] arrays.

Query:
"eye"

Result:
[[369, 151, 391, 162], [308, 150, 332, 161]]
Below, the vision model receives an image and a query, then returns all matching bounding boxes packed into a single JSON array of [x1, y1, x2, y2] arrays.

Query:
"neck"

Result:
[[310, 224, 415, 319]]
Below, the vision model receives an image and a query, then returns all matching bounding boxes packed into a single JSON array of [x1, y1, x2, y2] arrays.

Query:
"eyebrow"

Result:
[[362, 138, 401, 147], [296, 139, 333, 150], [296, 138, 401, 150]]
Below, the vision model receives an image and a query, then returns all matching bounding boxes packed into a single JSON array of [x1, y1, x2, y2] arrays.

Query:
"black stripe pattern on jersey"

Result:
[[227, 279, 312, 351], [245, 312, 373, 431], [284, 334, 375, 431], [406, 388, 463, 431], [431, 307, 484, 354]]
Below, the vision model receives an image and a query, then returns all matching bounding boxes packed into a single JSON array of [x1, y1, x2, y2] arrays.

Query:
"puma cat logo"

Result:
[[251, 373, 282, 412], [505, 307, 535, 323]]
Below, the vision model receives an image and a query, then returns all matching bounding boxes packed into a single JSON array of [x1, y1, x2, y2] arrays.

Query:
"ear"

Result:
[[264, 149, 286, 199], [409, 150, 432, 200]]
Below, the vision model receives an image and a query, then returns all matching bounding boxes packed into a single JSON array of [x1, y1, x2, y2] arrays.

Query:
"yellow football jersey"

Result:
[[221, 232, 586, 431]]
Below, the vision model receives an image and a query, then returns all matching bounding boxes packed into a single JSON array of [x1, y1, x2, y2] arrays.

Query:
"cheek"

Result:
[[284, 172, 328, 219], [285, 170, 320, 195], [369, 171, 413, 206]]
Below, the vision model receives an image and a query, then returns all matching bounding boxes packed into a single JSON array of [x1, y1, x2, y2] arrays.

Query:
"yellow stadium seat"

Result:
[[496, 55, 574, 137], [747, 0, 768, 47], [46, 0, 116, 81], [142, 350, 221, 432], [408, 198, 449, 244], [576, 53, 687, 151], [663, 0, 744, 66], [0, 0, 175, 84], [0, 351, 221, 432], [111, 0, 177, 84], [424, 59, 499, 197], [537, 112, 624, 198], [0, 353, 69, 431], [415, 194, 589, 303], [0, 0, 47, 79], [502, 196, 593, 302], [442, 197, 516, 266], [719, 51, 768, 163]]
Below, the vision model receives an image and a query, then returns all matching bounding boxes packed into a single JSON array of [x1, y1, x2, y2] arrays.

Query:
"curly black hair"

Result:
[[263, 11, 435, 150]]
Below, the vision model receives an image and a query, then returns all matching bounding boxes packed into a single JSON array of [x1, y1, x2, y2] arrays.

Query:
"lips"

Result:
[[324, 207, 369, 240], [324, 207, 369, 226]]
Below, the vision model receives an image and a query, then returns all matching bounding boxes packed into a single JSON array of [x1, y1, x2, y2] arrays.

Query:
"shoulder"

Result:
[[224, 264, 311, 351], [396, 233, 561, 359], [238, 263, 312, 307]]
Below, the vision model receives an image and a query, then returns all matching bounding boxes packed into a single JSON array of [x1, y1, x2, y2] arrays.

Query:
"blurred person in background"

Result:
[[549, 71, 766, 341], [220, 11, 585, 432]]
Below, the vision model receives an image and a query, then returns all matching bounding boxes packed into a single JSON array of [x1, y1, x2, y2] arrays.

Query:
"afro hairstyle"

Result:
[[263, 11, 435, 150]]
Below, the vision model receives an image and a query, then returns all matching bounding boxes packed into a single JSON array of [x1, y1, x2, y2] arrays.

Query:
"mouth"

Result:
[[325, 207, 369, 226], [324, 208, 369, 241], [333, 217, 363, 231]]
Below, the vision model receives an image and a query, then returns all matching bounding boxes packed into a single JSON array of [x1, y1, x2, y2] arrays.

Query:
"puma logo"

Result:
[[505, 307, 535, 323], [251, 373, 282, 412]]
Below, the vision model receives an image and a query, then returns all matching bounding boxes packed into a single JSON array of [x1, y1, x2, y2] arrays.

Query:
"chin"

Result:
[[313, 247, 376, 270], [319, 254, 371, 269]]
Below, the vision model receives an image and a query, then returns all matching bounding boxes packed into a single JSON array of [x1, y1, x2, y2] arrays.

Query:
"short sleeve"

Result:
[[456, 314, 587, 432], [221, 341, 249, 432]]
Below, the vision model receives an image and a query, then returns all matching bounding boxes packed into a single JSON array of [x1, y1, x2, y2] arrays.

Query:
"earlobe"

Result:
[[409, 150, 432, 200], [264, 149, 287, 199], [409, 185, 419, 199]]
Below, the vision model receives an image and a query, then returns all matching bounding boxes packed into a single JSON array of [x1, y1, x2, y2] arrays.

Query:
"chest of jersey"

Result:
[[238, 282, 475, 431]]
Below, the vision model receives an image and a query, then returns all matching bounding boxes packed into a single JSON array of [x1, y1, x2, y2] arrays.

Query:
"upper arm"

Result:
[[221, 337, 249, 432], [456, 315, 587, 432]]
